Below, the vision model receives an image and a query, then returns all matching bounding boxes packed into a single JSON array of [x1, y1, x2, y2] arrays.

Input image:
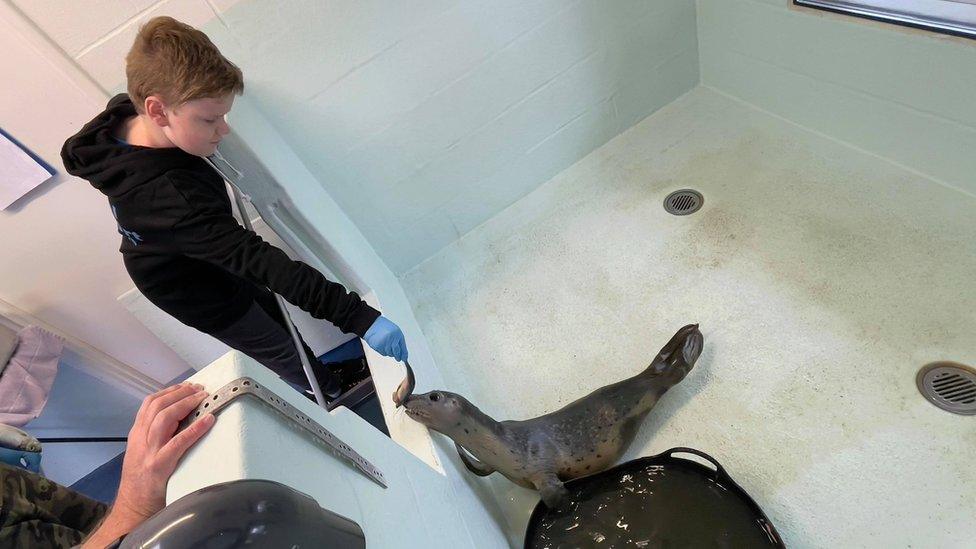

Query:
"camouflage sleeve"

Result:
[[0, 463, 108, 548]]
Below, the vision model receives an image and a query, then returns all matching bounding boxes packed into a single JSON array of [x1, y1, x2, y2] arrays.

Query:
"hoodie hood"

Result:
[[61, 94, 208, 198]]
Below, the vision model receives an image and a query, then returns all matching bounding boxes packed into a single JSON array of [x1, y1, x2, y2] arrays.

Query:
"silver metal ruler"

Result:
[[181, 376, 387, 488]]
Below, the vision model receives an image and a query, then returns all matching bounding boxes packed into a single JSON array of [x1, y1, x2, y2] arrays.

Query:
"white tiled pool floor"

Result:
[[402, 87, 976, 548]]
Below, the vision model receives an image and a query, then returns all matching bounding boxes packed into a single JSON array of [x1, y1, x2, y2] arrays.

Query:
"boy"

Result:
[[61, 16, 407, 400]]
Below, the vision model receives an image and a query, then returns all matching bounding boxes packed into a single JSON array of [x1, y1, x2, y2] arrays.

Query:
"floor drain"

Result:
[[663, 189, 703, 216], [916, 362, 976, 415]]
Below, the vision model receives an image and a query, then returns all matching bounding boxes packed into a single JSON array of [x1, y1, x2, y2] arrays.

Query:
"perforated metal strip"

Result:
[[180, 377, 387, 488]]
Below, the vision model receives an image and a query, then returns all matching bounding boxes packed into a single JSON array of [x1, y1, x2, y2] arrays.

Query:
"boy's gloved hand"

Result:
[[364, 316, 408, 362]]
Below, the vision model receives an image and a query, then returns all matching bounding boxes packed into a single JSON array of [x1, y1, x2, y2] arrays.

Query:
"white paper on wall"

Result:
[[0, 130, 54, 210]]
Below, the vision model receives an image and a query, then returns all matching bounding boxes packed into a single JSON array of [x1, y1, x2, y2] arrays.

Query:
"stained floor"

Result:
[[401, 87, 976, 548]]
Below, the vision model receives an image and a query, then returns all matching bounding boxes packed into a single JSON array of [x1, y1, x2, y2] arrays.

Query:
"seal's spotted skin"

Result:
[[404, 324, 703, 508]]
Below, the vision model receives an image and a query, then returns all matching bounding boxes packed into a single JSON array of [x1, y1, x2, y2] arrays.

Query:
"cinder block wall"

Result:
[[211, 0, 701, 274], [698, 0, 976, 198]]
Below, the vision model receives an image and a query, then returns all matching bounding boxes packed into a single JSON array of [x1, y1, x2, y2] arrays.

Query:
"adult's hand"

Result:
[[82, 382, 215, 548]]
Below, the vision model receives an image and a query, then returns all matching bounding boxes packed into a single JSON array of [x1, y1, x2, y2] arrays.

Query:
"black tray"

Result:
[[524, 447, 785, 548]]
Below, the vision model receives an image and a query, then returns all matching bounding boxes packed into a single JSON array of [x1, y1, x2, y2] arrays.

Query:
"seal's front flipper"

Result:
[[534, 473, 570, 509], [455, 443, 495, 477]]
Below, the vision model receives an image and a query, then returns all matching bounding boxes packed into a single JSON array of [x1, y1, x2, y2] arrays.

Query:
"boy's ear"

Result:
[[144, 95, 171, 127]]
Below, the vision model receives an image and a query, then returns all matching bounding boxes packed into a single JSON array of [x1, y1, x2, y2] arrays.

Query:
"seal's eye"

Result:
[[429, 393, 441, 402]]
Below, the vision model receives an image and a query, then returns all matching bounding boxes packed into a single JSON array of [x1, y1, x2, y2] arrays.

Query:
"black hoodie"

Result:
[[61, 94, 380, 336]]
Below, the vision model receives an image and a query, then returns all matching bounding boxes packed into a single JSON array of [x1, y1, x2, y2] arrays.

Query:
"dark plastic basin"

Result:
[[524, 447, 786, 548]]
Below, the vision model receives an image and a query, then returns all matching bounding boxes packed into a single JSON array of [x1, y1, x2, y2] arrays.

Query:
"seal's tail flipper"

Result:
[[647, 324, 703, 375]]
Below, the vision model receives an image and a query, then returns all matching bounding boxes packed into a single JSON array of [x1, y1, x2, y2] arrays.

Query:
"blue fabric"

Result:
[[70, 451, 123, 504], [363, 316, 408, 362], [0, 447, 41, 473], [318, 338, 364, 364]]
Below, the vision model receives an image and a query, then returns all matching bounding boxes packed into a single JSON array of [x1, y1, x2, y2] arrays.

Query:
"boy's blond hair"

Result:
[[126, 16, 243, 113]]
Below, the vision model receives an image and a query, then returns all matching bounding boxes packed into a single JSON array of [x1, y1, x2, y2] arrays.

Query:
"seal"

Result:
[[403, 323, 703, 507]]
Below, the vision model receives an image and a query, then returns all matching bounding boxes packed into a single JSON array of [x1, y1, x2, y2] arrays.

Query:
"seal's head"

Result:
[[648, 323, 704, 382], [403, 390, 478, 435]]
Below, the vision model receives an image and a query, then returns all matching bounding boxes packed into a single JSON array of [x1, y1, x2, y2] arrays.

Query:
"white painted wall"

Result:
[[20, 0, 700, 276], [0, 3, 190, 386], [697, 0, 976, 198], [10, 0, 224, 90], [9, 0, 705, 275], [212, 0, 700, 274]]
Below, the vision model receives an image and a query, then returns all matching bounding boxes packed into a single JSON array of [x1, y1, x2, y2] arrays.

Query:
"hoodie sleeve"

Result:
[[166, 172, 381, 338]]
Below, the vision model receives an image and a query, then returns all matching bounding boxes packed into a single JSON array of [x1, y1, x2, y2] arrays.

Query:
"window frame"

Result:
[[794, 0, 976, 40]]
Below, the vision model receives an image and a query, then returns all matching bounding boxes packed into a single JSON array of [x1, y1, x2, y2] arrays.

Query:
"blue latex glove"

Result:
[[364, 316, 408, 362]]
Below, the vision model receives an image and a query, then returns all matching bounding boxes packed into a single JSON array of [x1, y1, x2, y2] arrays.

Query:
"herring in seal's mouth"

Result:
[[393, 361, 416, 408]]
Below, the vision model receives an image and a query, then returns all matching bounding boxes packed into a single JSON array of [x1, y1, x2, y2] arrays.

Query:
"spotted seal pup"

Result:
[[403, 324, 703, 507]]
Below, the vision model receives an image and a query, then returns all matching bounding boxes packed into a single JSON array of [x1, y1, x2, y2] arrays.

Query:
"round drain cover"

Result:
[[664, 189, 703, 215], [916, 362, 976, 415]]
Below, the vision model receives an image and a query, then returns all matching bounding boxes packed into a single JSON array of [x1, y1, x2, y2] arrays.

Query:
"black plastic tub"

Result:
[[524, 447, 786, 548]]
